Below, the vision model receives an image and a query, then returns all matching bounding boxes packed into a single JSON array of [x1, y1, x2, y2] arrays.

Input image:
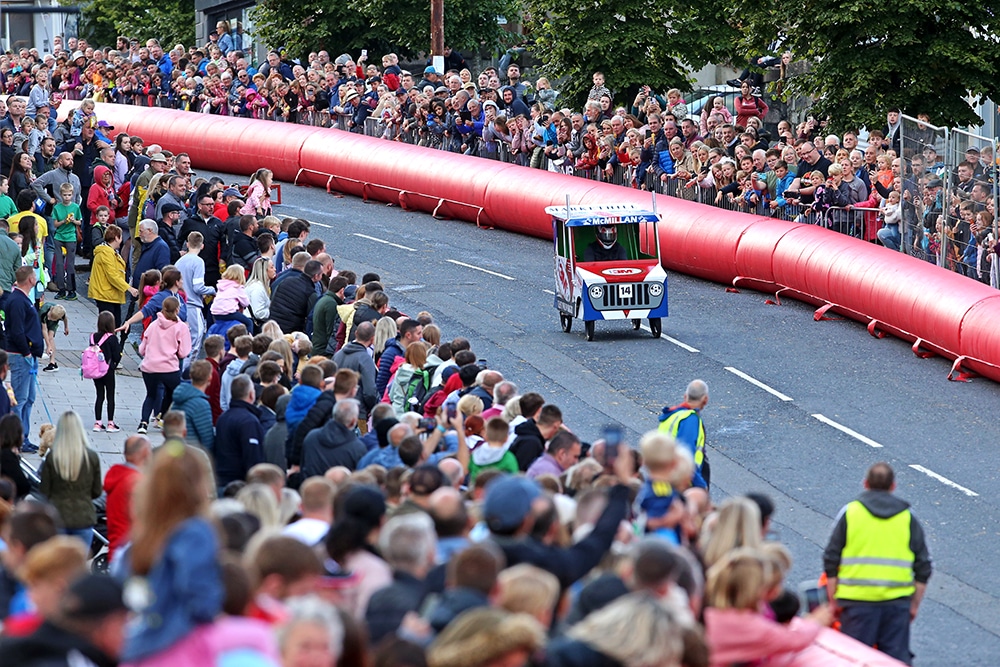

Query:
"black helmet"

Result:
[[597, 225, 617, 250]]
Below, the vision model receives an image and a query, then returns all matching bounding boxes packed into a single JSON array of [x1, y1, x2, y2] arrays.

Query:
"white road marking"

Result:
[[309, 221, 334, 229], [811, 414, 883, 448], [446, 260, 515, 281], [909, 465, 979, 497], [352, 233, 417, 252], [637, 324, 700, 352], [542, 289, 556, 295], [725, 367, 794, 401]]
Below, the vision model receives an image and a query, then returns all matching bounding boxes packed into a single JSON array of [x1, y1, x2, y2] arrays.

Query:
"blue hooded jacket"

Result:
[[284, 384, 322, 437]]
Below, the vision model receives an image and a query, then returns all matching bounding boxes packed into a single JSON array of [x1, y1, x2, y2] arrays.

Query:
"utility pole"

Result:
[[430, 0, 444, 55]]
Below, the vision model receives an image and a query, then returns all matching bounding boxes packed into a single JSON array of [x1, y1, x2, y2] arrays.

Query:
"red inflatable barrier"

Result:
[[90, 103, 1000, 383]]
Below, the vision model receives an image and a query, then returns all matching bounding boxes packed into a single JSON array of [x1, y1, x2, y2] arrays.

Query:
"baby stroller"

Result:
[[18, 457, 111, 573]]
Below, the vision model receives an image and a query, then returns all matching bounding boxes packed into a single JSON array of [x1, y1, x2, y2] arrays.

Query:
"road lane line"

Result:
[[308, 220, 334, 229], [909, 465, 979, 497], [352, 233, 417, 252], [637, 324, 700, 352], [542, 289, 556, 295], [446, 260, 515, 281], [811, 414, 883, 448], [725, 367, 794, 401]]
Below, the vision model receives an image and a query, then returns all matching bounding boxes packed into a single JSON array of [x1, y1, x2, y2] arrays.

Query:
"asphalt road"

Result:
[[207, 168, 1000, 665]]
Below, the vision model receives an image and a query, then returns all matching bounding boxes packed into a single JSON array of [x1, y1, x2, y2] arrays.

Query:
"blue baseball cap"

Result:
[[484, 475, 540, 533]]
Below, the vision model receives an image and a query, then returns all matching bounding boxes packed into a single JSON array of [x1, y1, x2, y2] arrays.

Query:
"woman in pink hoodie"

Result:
[[210, 265, 254, 332], [138, 296, 192, 434], [704, 547, 833, 667]]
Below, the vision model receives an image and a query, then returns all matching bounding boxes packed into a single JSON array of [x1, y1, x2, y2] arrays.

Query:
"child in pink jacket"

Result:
[[704, 547, 833, 667], [137, 296, 192, 434], [210, 265, 254, 332]]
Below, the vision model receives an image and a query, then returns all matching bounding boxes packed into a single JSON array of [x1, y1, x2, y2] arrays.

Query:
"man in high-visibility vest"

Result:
[[823, 462, 932, 665], [658, 379, 709, 513]]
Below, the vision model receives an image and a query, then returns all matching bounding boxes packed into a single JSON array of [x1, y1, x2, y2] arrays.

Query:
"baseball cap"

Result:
[[62, 574, 127, 619], [223, 187, 241, 197], [149, 152, 168, 163], [395, 88, 408, 96], [97, 120, 115, 130], [423, 65, 438, 75], [434, 86, 448, 94], [484, 475, 539, 533]]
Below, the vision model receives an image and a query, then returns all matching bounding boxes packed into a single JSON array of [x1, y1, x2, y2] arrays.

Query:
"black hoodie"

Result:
[[0, 620, 117, 666]]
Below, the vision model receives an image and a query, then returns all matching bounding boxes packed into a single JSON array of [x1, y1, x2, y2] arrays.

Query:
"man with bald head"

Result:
[[356, 421, 413, 470], [103, 435, 152, 559], [438, 458, 465, 489], [468, 370, 503, 409]]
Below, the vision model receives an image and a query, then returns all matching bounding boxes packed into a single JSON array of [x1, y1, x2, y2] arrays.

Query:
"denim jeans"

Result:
[[9, 354, 37, 441], [65, 526, 94, 551], [877, 224, 901, 252]]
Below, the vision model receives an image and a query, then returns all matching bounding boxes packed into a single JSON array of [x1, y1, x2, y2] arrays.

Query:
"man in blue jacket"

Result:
[[214, 375, 265, 488], [658, 379, 710, 513], [131, 220, 170, 287], [2, 267, 45, 450]]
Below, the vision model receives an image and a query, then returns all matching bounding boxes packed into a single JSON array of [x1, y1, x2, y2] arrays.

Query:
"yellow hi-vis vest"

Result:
[[658, 409, 704, 467], [837, 500, 915, 602]]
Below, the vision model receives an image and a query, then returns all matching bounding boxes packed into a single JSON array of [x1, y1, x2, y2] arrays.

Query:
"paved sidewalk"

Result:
[[19, 268, 147, 474]]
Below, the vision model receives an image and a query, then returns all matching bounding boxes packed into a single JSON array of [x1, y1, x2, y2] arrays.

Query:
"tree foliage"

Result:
[[523, 0, 741, 109], [78, 0, 195, 49], [250, 0, 518, 62], [735, 0, 1000, 130]]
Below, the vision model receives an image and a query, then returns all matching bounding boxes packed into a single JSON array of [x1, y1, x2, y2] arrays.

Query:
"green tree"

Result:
[[78, 0, 195, 49], [251, 0, 518, 62], [523, 0, 741, 108], [736, 0, 1000, 129]]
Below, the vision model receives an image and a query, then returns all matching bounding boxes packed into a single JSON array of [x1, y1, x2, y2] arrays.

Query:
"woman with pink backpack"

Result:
[[83, 311, 122, 432]]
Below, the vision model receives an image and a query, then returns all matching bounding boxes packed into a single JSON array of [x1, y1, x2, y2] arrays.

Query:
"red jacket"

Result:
[[734, 94, 768, 130], [103, 463, 142, 559]]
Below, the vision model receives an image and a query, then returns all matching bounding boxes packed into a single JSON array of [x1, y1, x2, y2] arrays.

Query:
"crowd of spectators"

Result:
[[1, 35, 997, 289], [0, 103, 933, 661]]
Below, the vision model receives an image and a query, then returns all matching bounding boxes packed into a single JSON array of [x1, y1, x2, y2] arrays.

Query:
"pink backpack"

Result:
[[81, 333, 111, 379]]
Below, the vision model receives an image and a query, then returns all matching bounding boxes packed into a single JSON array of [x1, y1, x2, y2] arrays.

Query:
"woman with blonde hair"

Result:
[[268, 338, 296, 382], [39, 411, 102, 548], [123, 443, 223, 662], [546, 592, 686, 667], [245, 257, 275, 325], [240, 168, 273, 217], [701, 496, 762, 568], [704, 547, 831, 667], [261, 319, 283, 339], [373, 316, 397, 364], [236, 482, 281, 529], [456, 394, 484, 417]]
